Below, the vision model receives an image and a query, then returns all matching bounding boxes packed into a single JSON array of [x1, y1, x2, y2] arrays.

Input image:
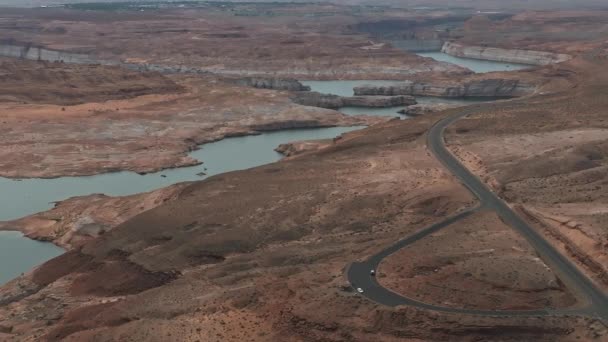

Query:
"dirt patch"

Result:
[[380, 210, 578, 310]]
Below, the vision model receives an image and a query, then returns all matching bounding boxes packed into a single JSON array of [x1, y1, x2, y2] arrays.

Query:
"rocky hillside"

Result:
[[0, 58, 183, 105], [1, 114, 601, 341], [354, 78, 535, 98], [291, 91, 416, 109], [442, 42, 572, 66]]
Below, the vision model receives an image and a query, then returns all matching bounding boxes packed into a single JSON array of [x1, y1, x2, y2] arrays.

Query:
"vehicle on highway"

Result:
[[357, 287, 364, 293], [370, 270, 375, 276]]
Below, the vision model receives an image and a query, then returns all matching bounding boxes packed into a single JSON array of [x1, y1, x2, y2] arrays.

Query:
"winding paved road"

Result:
[[348, 107, 608, 321]]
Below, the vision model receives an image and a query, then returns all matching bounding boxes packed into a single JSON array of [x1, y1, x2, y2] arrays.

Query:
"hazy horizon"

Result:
[[1, 0, 607, 10]]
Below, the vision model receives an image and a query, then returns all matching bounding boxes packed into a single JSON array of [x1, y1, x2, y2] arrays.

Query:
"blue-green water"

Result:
[[417, 52, 531, 73], [0, 51, 524, 285], [0, 126, 362, 222], [0, 231, 64, 285], [0, 126, 361, 285]]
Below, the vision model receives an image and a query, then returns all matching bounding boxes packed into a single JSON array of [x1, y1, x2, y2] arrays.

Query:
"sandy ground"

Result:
[[380, 209, 578, 310], [1, 111, 605, 341], [2, 5, 608, 342]]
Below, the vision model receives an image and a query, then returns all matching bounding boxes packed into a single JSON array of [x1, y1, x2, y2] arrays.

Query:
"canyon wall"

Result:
[[0, 43, 215, 75], [291, 92, 417, 109], [0, 44, 99, 64], [233, 77, 311, 91], [441, 42, 572, 66], [391, 39, 444, 52], [354, 79, 535, 98], [0, 42, 468, 80]]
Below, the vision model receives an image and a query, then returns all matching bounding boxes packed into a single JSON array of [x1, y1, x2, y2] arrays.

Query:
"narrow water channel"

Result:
[[0, 126, 361, 285], [0, 51, 528, 286], [0, 231, 64, 285], [301, 51, 532, 118], [417, 52, 532, 73]]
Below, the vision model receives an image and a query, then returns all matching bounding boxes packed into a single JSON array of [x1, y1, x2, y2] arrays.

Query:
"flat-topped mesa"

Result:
[[291, 91, 417, 109], [354, 79, 535, 98], [441, 42, 572, 66], [234, 77, 311, 91]]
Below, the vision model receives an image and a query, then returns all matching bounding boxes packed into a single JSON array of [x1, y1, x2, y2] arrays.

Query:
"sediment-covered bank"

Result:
[[441, 42, 572, 66]]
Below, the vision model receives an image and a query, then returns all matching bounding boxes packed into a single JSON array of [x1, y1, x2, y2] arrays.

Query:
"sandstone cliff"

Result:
[[399, 103, 462, 116], [441, 42, 572, 66], [0, 43, 97, 64], [234, 77, 311, 91], [0, 42, 469, 80], [275, 139, 333, 157], [354, 79, 534, 98], [291, 91, 417, 109]]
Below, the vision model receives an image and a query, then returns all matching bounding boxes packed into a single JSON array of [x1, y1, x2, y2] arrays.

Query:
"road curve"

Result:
[[348, 107, 608, 321]]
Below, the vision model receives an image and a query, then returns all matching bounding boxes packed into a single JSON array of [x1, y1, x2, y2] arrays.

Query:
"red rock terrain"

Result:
[[0, 5, 468, 80], [446, 52, 608, 292], [2, 4, 608, 342], [0, 57, 182, 105], [380, 210, 578, 310], [0, 58, 380, 178], [2, 79, 608, 339]]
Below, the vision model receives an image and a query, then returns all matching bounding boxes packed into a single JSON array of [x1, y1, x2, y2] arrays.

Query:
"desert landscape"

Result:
[[0, 1, 608, 341]]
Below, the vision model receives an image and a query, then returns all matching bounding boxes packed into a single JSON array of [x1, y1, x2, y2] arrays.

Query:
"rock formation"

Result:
[[441, 42, 572, 66], [275, 139, 332, 157], [233, 77, 311, 91], [0, 43, 97, 64], [399, 103, 462, 116], [291, 91, 417, 109], [354, 79, 535, 98]]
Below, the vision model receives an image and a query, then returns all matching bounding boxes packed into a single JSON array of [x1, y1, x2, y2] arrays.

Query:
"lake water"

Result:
[[417, 52, 531, 73], [0, 126, 362, 222], [0, 231, 64, 285], [0, 126, 361, 285], [0, 51, 525, 285]]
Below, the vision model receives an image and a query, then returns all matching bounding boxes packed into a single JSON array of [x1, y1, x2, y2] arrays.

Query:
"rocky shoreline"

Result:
[[441, 42, 572, 66], [0, 42, 468, 80], [291, 91, 417, 109], [232, 77, 311, 91], [354, 79, 535, 98], [275, 139, 333, 157], [0, 184, 190, 249]]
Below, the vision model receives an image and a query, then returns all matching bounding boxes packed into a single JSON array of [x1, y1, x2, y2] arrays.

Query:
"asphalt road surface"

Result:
[[348, 107, 608, 321]]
